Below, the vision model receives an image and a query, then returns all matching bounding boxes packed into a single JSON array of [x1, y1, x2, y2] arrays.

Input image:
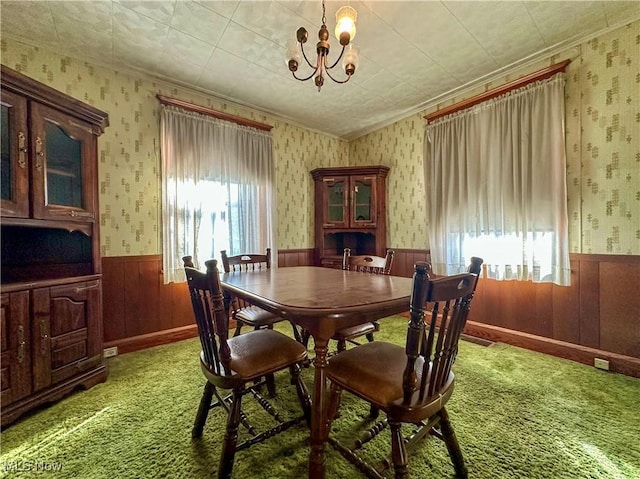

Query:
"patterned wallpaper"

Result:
[[2, 20, 638, 256], [350, 20, 640, 255], [1, 37, 345, 256]]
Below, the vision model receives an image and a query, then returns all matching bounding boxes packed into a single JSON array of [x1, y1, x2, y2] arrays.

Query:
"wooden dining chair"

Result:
[[299, 248, 394, 354], [325, 257, 483, 479], [332, 248, 395, 352], [182, 256, 311, 479], [220, 249, 284, 337]]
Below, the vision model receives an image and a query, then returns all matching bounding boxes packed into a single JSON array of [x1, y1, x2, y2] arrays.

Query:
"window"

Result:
[[425, 73, 571, 285], [160, 103, 275, 283]]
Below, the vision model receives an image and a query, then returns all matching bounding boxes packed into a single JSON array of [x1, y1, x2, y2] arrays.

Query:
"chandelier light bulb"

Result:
[[285, 39, 301, 71], [342, 44, 359, 76], [335, 6, 357, 45]]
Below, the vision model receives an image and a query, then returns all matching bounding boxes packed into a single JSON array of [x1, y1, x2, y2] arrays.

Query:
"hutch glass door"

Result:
[[323, 177, 348, 227], [351, 176, 376, 226]]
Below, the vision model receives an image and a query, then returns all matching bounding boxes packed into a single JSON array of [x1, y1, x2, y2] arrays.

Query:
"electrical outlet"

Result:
[[103, 346, 118, 358], [594, 358, 609, 371]]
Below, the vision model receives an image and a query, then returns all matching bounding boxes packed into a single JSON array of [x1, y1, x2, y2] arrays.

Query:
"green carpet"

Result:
[[2, 316, 639, 478]]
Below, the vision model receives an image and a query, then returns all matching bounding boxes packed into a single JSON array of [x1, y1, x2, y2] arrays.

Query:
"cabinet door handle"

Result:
[[40, 319, 49, 355], [35, 136, 44, 170], [17, 131, 27, 168], [17, 325, 26, 363]]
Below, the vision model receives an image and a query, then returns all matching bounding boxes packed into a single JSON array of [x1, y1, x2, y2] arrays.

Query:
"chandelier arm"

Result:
[[299, 43, 318, 69], [324, 67, 353, 84], [327, 44, 347, 70], [291, 68, 320, 82]]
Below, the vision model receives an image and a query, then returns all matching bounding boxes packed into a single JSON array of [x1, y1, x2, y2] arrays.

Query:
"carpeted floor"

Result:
[[2, 316, 639, 478]]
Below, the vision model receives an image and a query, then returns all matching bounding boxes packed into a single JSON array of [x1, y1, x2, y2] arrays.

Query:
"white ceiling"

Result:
[[1, 1, 638, 140]]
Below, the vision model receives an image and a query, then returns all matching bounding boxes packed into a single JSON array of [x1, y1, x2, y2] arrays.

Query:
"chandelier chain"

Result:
[[322, 0, 326, 25]]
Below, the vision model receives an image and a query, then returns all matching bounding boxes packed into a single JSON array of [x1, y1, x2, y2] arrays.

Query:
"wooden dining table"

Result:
[[220, 265, 414, 479]]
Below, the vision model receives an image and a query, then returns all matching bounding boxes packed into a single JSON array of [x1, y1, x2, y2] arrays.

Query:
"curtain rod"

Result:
[[156, 94, 273, 132], [424, 59, 571, 123]]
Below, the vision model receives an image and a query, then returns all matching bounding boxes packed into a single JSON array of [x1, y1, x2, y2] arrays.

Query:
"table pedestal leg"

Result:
[[309, 337, 329, 479]]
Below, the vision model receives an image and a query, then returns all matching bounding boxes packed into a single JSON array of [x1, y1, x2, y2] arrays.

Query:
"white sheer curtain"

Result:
[[161, 105, 276, 283], [425, 73, 570, 285]]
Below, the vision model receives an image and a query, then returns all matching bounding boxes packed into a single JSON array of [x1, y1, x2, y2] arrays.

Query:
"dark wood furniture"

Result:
[[220, 266, 414, 479], [0, 66, 109, 427], [182, 257, 311, 479], [220, 248, 284, 337], [325, 258, 483, 479], [311, 166, 389, 268], [330, 248, 395, 353]]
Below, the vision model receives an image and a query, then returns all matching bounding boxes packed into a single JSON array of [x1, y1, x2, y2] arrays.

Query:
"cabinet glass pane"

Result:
[[353, 181, 372, 221], [327, 180, 345, 222], [45, 122, 83, 208], [1, 105, 11, 200]]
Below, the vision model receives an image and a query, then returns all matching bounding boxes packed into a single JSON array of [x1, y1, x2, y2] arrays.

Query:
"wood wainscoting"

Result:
[[277, 248, 315, 267], [102, 250, 639, 377], [391, 250, 639, 378], [101, 251, 317, 354], [102, 255, 196, 354]]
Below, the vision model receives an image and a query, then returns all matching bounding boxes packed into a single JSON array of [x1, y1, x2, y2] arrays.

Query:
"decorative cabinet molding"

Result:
[[311, 166, 389, 267], [0, 65, 109, 427]]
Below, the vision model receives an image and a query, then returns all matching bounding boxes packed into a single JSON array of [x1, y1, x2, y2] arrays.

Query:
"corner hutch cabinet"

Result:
[[1, 65, 109, 427], [311, 165, 389, 267]]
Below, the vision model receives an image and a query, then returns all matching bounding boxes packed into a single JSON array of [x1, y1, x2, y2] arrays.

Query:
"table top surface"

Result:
[[220, 266, 413, 321]]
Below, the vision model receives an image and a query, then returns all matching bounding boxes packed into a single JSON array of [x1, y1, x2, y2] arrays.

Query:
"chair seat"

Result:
[[332, 322, 377, 341], [326, 341, 454, 422], [235, 305, 281, 327], [202, 329, 307, 387]]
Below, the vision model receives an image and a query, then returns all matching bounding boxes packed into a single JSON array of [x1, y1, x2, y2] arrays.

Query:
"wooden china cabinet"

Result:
[[0, 65, 109, 427], [311, 165, 389, 268]]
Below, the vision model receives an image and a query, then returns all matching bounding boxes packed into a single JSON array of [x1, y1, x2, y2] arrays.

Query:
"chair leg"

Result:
[[326, 381, 343, 423], [360, 322, 379, 411], [290, 323, 303, 343], [301, 329, 311, 349], [218, 388, 243, 479], [439, 407, 468, 478], [192, 381, 215, 438], [266, 373, 276, 398], [290, 364, 312, 425], [337, 339, 347, 353], [233, 322, 243, 337], [369, 404, 380, 419], [390, 421, 409, 479]]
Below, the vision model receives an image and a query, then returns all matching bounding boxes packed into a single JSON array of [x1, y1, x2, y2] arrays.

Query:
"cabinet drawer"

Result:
[[50, 327, 101, 384]]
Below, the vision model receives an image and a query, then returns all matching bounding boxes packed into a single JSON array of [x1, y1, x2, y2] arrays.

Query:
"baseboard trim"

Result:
[[463, 320, 640, 378], [104, 324, 199, 355]]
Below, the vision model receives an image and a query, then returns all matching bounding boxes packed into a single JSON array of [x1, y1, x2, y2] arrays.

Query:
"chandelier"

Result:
[[286, 0, 358, 92]]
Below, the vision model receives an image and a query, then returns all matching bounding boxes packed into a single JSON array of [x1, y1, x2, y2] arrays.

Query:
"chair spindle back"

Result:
[[403, 257, 483, 404], [221, 248, 271, 272], [183, 256, 232, 376], [342, 248, 394, 275], [220, 249, 272, 317]]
